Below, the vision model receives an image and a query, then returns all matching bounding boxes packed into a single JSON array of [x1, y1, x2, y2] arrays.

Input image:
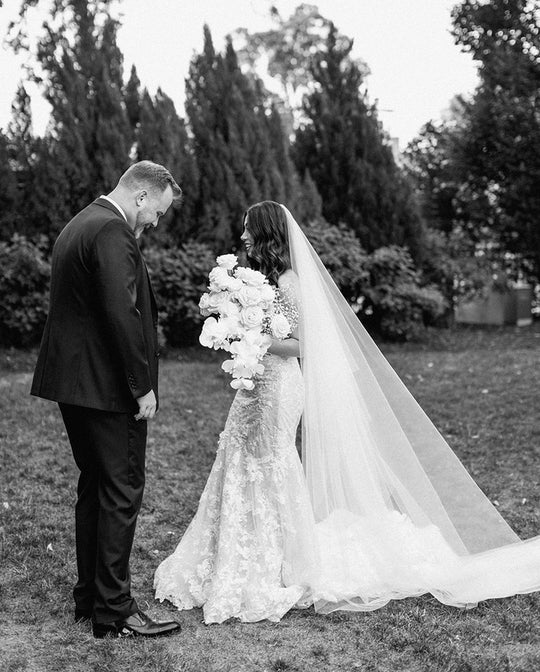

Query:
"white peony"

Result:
[[270, 313, 291, 339], [234, 266, 267, 287], [216, 254, 238, 270]]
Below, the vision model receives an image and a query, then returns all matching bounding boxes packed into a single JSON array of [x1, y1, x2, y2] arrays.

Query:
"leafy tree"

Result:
[[404, 101, 512, 309], [234, 3, 369, 115], [450, 0, 540, 279], [294, 24, 425, 259]]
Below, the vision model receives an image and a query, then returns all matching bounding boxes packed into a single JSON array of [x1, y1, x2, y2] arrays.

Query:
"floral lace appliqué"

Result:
[[154, 346, 318, 624], [273, 284, 300, 333]]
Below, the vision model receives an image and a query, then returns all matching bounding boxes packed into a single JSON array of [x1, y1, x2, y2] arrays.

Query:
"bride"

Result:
[[154, 200, 540, 624]]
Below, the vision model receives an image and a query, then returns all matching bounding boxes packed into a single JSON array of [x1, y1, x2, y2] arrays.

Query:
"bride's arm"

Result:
[[266, 270, 301, 358], [267, 333, 300, 358]]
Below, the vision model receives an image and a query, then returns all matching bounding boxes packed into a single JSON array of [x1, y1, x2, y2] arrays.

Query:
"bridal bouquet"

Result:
[[198, 254, 291, 390]]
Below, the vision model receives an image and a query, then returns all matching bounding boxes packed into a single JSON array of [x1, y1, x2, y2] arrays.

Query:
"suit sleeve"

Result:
[[92, 220, 152, 400]]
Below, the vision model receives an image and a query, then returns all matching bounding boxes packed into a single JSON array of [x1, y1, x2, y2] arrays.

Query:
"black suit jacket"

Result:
[[31, 198, 159, 413]]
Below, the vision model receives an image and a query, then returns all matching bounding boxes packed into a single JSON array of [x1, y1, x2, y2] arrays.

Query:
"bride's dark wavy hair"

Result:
[[243, 200, 291, 286]]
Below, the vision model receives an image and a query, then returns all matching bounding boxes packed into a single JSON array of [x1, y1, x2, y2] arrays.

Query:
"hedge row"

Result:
[[0, 227, 446, 348]]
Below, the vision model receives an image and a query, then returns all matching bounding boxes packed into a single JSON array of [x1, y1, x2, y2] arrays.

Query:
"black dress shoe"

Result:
[[92, 610, 181, 639]]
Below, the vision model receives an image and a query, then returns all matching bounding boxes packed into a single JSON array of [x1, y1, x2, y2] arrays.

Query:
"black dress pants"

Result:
[[59, 403, 147, 624]]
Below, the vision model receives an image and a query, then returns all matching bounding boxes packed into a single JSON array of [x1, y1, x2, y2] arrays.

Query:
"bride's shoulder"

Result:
[[277, 269, 298, 289]]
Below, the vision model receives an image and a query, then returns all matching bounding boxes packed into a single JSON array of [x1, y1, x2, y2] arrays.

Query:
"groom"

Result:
[[31, 161, 182, 638]]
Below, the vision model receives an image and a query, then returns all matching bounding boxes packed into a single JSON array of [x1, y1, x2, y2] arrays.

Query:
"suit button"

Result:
[[155, 351, 161, 358]]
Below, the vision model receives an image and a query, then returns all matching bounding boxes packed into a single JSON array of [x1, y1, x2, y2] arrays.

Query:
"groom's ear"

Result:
[[135, 190, 148, 207]]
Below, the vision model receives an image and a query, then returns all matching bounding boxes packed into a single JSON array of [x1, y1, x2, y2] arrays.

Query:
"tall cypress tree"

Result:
[[124, 65, 142, 132], [133, 87, 199, 242], [294, 24, 424, 257], [185, 26, 299, 250], [13, 0, 133, 230], [3, 84, 68, 238]]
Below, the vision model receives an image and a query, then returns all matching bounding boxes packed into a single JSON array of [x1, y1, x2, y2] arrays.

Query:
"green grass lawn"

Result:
[[1, 325, 540, 672]]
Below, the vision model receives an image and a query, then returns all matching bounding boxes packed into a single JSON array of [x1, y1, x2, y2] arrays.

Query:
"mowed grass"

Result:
[[1, 325, 540, 672]]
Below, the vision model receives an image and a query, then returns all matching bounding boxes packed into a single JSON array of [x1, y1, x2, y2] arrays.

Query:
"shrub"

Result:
[[303, 219, 369, 303], [0, 235, 51, 347], [363, 245, 447, 340], [144, 241, 216, 347], [303, 221, 446, 341]]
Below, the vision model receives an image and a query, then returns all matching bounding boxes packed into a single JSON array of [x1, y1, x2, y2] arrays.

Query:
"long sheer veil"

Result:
[[282, 204, 523, 558]]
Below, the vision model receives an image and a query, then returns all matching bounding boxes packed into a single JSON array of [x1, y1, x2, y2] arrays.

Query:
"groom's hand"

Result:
[[135, 389, 157, 421]]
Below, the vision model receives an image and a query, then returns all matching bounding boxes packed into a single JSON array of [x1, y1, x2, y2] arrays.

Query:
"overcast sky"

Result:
[[0, 0, 479, 148]]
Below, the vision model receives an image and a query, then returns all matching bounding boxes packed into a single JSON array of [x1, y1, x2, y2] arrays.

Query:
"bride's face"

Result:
[[240, 218, 255, 257]]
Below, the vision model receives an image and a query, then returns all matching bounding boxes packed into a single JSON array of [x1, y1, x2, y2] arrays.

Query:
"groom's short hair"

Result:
[[119, 161, 182, 202]]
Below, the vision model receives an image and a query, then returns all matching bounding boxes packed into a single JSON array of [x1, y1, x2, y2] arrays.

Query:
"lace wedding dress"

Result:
[[155, 205, 540, 624], [154, 286, 319, 623]]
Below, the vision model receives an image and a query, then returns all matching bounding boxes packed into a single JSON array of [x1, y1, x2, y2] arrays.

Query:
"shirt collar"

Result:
[[99, 195, 128, 222]]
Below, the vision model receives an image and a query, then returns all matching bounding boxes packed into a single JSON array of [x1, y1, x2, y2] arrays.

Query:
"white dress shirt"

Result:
[[99, 194, 128, 223]]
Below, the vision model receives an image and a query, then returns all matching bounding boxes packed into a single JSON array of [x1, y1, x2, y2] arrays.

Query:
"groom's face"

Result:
[[134, 186, 174, 238]]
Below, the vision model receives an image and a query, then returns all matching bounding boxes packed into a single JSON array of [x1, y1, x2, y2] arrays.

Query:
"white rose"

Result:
[[240, 306, 264, 330], [225, 276, 244, 292], [234, 266, 267, 287], [236, 285, 263, 307], [208, 267, 232, 291], [259, 284, 276, 304], [216, 254, 238, 270], [270, 313, 291, 340], [220, 299, 241, 318], [200, 290, 229, 315], [199, 293, 212, 317]]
